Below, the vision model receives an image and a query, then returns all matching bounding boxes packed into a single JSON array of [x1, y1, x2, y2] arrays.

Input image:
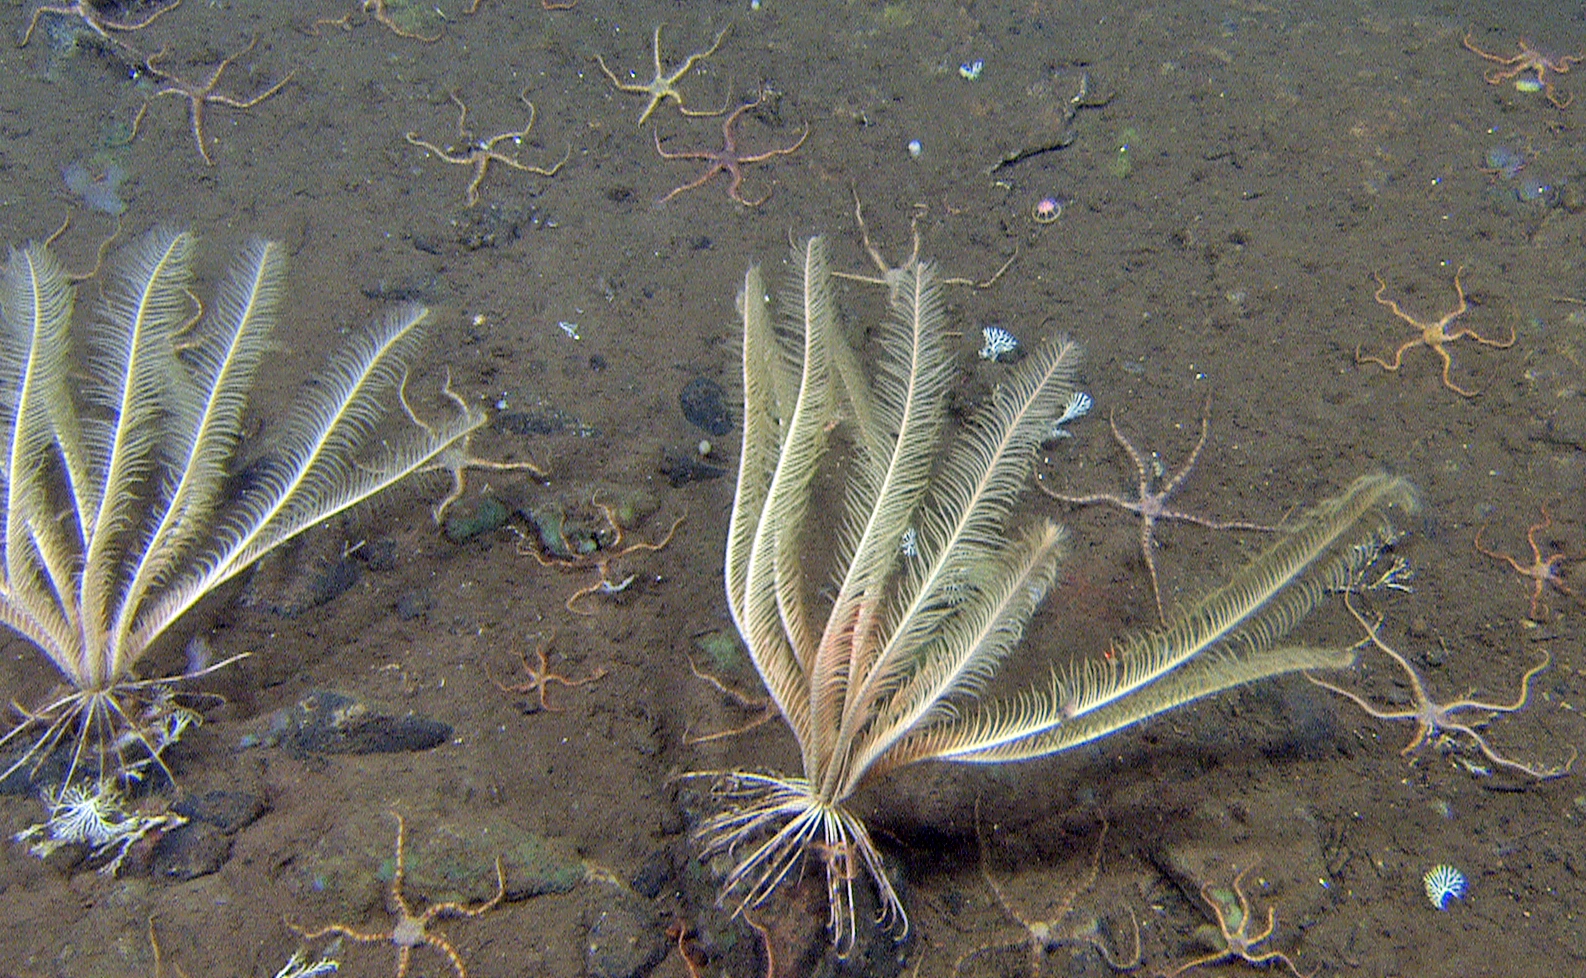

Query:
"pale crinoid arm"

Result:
[[76, 229, 197, 685], [812, 258, 955, 774], [0, 242, 82, 671], [885, 473, 1416, 767], [129, 302, 485, 656], [733, 240, 840, 759], [835, 334, 1082, 787], [110, 239, 283, 662]]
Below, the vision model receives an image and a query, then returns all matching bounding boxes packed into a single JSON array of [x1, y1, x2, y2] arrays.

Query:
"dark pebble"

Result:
[[394, 589, 434, 621], [628, 847, 677, 900], [495, 410, 568, 437], [152, 821, 232, 881], [354, 537, 400, 572], [172, 791, 269, 833], [660, 450, 727, 487], [679, 377, 732, 436]]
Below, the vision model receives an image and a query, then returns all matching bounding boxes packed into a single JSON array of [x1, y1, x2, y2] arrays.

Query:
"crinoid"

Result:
[[691, 235, 1419, 954], [0, 229, 488, 790]]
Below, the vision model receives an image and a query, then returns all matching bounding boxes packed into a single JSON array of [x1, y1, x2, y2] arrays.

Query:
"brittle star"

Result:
[[1354, 266, 1515, 397], [1474, 502, 1581, 620], [287, 811, 507, 978], [653, 93, 808, 206], [1038, 407, 1276, 623], [1158, 863, 1310, 978], [515, 493, 685, 614], [139, 38, 294, 166], [592, 23, 731, 125], [487, 631, 607, 713], [399, 369, 546, 524], [953, 800, 1140, 976], [1304, 588, 1576, 779], [831, 187, 1018, 291], [1463, 31, 1584, 109], [405, 88, 570, 207], [18, 0, 180, 48], [680, 653, 777, 745]]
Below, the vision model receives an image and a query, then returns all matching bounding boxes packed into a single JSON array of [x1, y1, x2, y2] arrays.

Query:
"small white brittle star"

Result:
[[592, 23, 730, 125], [405, 88, 570, 207]]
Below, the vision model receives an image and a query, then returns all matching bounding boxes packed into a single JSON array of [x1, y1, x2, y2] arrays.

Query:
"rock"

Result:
[[679, 377, 732, 436], [172, 790, 269, 833], [583, 879, 667, 978], [152, 821, 231, 881], [239, 689, 451, 755]]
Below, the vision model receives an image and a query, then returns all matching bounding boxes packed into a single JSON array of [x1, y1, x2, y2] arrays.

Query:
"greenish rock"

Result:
[[291, 811, 585, 921], [584, 879, 668, 978], [445, 496, 509, 543], [1562, 180, 1586, 213], [237, 689, 450, 754], [386, 814, 585, 901], [526, 504, 575, 558], [693, 629, 745, 673], [376, 0, 441, 37]]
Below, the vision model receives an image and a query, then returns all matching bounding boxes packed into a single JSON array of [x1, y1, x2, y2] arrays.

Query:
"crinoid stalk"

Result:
[[700, 236, 1418, 954], [0, 228, 487, 789]]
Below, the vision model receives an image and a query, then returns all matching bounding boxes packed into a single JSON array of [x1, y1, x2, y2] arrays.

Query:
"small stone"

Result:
[[679, 377, 733, 436], [152, 821, 232, 881], [584, 882, 667, 978], [172, 791, 269, 834], [241, 690, 452, 755]]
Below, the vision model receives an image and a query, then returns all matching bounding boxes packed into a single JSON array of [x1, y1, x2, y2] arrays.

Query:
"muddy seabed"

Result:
[[1, 1, 1585, 976]]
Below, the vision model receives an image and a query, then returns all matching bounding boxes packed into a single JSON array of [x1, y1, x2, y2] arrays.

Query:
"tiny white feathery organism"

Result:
[[272, 950, 340, 978], [1048, 390, 1093, 439], [979, 325, 1020, 362], [1423, 864, 1467, 910], [14, 780, 187, 875], [899, 526, 919, 558]]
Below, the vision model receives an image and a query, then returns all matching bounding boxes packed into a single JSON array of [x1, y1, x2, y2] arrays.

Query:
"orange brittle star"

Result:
[[1354, 266, 1515, 397], [140, 38, 294, 166], [1474, 502, 1582, 619], [593, 24, 731, 125], [397, 369, 546, 524], [954, 800, 1140, 976], [653, 93, 808, 206], [1305, 587, 1576, 779], [19, 0, 180, 49], [287, 812, 507, 978], [515, 493, 685, 614], [487, 631, 607, 713], [1463, 31, 1584, 108], [1158, 863, 1310, 978], [405, 89, 570, 207]]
